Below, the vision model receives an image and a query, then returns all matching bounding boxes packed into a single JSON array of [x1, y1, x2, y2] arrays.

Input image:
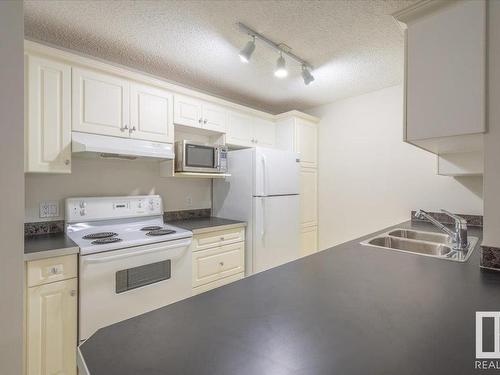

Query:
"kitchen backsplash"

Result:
[[24, 158, 211, 223]]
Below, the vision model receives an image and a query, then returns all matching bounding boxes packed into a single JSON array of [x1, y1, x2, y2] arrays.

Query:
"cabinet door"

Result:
[[72, 67, 130, 137], [253, 117, 275, 147], [27, 278, 77, 375], [295, 119, 318, 168], [405, 0, 485, 140], [173, 94, 202, 128], [300, 225, 318, 257], [226, 111, 254, 147], [130, 83, 174, 143], [26, 55, 71, 173], [202, 103, 227, 132], [300, 167, 318, 227]]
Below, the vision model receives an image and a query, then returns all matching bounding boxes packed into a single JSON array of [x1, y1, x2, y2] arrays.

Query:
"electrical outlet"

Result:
[[40, 201, 60, 218]]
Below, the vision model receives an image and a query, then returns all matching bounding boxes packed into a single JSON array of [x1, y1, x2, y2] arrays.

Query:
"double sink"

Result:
[[361, 228, 478, 262]]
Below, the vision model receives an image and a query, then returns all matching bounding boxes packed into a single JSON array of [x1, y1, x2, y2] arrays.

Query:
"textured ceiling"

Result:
[[24, 0, 416, 114]]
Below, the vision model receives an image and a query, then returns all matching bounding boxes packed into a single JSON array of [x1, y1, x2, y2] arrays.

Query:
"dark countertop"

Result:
[[24, 233, 79, 261], [78, 221, 500, 375], [166, 216, 246, 234]]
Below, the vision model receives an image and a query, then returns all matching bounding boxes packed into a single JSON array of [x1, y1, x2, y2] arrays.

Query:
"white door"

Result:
[[254, 148, 300, 196], [253, 117, 275, 147], [226, 111, 254, 147], [173, 94, 202, 128], [130, 83, 174, 143], [295, 119, 318, 168], [26, 55, 71, 173], [27, 278, 77, 375], [253, 195, 300, 273], [79, 238, 192, 341], [72, 68, 130, 137], [202, 103, 227, 132], [300, 167, 318, 227]]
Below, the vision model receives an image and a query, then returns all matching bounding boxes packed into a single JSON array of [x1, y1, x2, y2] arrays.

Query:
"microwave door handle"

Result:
[[214, 147, 220, 170], [82, 238, 192, 264]]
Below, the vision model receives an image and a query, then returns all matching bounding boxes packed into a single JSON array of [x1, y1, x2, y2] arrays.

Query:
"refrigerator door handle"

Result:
[[261, 154, 267, 196]]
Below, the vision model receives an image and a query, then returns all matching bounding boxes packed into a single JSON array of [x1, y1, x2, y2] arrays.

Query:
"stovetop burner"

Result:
[[140, 226, 163, 231], [83, 232, 118, 240], [91, 237, 123, 245], [146, 229, 176, 236]]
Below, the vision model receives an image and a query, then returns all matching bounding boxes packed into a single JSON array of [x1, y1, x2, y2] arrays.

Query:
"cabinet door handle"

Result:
[[70, 290, 77, 297], [64, 159, 70, 166], [129, 126, 136, 133], [203, 119, 207, 124], [219, 262, 224, 267], [220, 237, 225, 241], [121, 125, 129, 132], [198, 118, 203, 124]]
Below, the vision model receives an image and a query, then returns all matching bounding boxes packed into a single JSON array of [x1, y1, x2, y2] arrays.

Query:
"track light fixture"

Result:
[[274, 53, 288, 78], [239, 36, 255, 63], [237, 22, 315, 85], [301, 64, 315, 85]]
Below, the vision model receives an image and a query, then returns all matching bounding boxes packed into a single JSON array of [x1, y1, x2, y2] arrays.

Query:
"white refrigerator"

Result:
[[213, 147, 300, 275]]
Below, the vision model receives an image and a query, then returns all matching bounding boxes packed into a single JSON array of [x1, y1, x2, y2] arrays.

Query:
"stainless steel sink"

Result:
[[387, 229, 450, 244], [361, 228, 478, 262]]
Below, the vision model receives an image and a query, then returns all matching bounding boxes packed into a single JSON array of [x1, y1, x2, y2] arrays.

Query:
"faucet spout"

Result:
[[414, 209, 468, 251]]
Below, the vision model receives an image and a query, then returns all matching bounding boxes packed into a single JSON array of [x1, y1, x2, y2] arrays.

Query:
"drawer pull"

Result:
[[50, 267, 60, 275], [220, 237, 225, 241], [70, 290, 77, 297], [219, 262, 224, 267]]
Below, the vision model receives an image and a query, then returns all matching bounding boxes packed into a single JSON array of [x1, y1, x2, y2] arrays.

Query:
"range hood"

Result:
[[72, 132, 174, 161]]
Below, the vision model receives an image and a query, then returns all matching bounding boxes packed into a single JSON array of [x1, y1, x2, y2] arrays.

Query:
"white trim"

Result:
[[392, 0, 456, 25]]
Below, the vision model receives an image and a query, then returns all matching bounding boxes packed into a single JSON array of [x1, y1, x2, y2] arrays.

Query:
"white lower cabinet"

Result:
[[26, 255, 78, 375], [301, 225, 318, 257], [191, 227, 245, 294]]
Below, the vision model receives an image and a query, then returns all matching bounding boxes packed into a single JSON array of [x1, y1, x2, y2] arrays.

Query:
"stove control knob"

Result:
[[79, 201, 86, 208], [149, 200, 155, 211], [80, 209, 86, 216]]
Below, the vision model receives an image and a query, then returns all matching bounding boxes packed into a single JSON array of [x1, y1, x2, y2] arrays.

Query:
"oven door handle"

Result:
[[82, 238, 192, 264]]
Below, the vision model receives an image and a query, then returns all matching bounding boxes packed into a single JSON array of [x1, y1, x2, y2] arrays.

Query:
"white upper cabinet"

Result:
[[174, 94, 202, 128], [295, 119, 318, 168], [130, 82, 174, 143], [174, 94, 227, 132], [394, 0, 486, 154], [25, 54, 72, 173], [226, 111, 255, 147], [72, 67, 130, 137], [253, 117, 276, 147]]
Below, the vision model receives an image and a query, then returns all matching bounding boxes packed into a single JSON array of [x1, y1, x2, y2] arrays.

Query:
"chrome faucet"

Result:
[[414, 209, 468, 250]]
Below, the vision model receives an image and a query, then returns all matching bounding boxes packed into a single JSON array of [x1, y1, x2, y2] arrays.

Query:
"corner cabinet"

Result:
[[26, 254, 78, 375], [276, 113, 319, 256], [393, 0, 486, 175], [25, 54, 72, 173]]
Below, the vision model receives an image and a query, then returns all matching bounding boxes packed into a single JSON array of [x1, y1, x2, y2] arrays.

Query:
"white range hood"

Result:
[[72, 132, 174, 161]]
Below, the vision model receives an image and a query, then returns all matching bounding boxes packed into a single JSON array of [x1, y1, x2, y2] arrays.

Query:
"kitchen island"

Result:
[[78, 220, 499, 375]]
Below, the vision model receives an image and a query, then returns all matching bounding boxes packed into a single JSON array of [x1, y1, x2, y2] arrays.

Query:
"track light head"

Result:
[[274, 53, 288, 78], [301, 65, 315, 85], [239, 37, 256, 63]]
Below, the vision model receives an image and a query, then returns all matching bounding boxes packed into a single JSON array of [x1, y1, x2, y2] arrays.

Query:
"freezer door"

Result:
[[254, 147, 300, 196], [252, 195, 300, 274]]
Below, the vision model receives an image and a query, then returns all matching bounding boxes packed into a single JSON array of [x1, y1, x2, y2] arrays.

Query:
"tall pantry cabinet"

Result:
[[276, 112, 319, 257]]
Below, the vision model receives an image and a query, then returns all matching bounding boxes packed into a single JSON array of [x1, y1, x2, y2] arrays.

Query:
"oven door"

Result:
[[181, 142, 218, 173], [79, 237, 192, 341]]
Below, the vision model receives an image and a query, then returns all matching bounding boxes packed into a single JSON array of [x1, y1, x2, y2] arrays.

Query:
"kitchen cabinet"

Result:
[[191, 226, 245, 294], [130, 82, 174, 143], [226, 111, 276, 148], [72, 67, 130, 138], [394, 0, 485, 157], [174, 94, 227, 132], [25, 54, 72, 173], [26, 255, 77, 375], [300, 167, 318, 227], [300, 225, 318, 257]]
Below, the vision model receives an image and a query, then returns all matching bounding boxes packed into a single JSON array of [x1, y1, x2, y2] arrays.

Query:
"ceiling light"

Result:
[[274, 53, 288, 78], [239, 37, 255, 63], [302, 65, 315, 85]]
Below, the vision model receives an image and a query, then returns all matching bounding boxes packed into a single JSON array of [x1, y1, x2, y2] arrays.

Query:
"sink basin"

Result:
[[388, 229, 450, 244], [367, 236, 452, 257], [361, 228, 478, 262]]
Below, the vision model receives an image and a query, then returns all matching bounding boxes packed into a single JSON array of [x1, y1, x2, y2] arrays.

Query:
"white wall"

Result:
[[483, 0, 500, 248], [0, 2, 24, 374], [25, 158, 212, 222], [309, 85, 483, 249]]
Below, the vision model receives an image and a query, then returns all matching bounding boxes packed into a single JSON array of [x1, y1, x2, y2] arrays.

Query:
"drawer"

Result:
[[193, 272, 244, 295], [192, 227, 245, 252], [27, 254, 77, 287], [192, 242, 244, 287]]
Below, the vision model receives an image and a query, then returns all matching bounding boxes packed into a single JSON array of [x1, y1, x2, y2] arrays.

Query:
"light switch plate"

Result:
[[40, 201, 60, 218]]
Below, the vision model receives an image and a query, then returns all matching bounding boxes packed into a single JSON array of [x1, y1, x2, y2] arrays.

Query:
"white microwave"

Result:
[[175, 140, 228, 173]]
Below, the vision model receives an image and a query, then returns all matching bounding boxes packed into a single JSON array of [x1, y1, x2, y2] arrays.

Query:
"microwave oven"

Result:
[[175, 140, 228, 173]]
